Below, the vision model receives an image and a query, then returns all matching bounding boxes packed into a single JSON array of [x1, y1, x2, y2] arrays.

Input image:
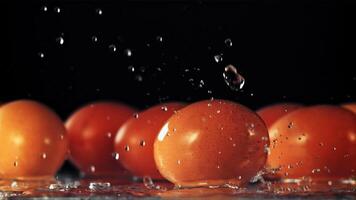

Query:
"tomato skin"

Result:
[[115, 102, 185, 179], [154, 99, 269, 187], [0, 100, 68, 179], [341, 103, 356, 114], [257, 103, 303, 129], [65, 102, 136, 177], [268, 105, 356, 179]]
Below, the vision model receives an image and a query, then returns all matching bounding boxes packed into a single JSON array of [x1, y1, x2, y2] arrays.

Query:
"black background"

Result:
[[4, 0, 356, 174]]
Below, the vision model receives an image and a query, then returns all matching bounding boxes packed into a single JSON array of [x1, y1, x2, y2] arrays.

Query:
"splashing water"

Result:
[[223, 64, 245, 91]]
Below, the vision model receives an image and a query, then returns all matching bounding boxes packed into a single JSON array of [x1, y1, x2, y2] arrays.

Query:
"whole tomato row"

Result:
[[0, 100, 355, 186]]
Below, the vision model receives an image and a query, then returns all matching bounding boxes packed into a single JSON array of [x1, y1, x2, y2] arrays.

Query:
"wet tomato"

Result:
[[65, 102, 136, 177], [0, 100, 68, 179], [154, 99, 269, 187], [115, 102, 185, 179], [268, 105, 356, 180], [257, 103, 303, 129], [341, 103, 356, 114]]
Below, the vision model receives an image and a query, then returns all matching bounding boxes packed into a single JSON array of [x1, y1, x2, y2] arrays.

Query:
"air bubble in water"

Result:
[[223, 64, 245, 91], [224, 38, 232, 47], [88, 182, 111, 190], [214, 54, 223, 63]]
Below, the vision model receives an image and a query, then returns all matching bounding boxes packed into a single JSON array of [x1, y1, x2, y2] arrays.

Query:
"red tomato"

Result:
[[65, 102, 136, 177], [0, 100, 68, 179], [114, 102, 185, 179], [257, 103, 303, 129], [154, 99, 269, 187], [341, 103, 356, 114], [268, 105, 356, 180]]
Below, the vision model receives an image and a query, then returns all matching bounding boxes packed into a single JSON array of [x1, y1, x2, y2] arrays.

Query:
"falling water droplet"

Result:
[[135, 75, 143, 82], [161, 106, 168, 111], [54, 7, 61, 13], [13, 161, 18, 167], [56, 36, 64, 45], [288, 122, 293, 129], [38, 52, 45, 58], [214, 54, 223, 63], [124, 49, 132, 57], [108, 44, 117, 52], [42, 153, 47, 159], [90, 165, 96, 172], [41, 6, 48, 12], [156, 36, 163, 42], [128, 65, 135, 72], [92, 36, 98, 43], [124, 145, 130, 152], [224, 38, 232, 47], [133, 113, 139, 118], [95, 8, 103, 15], [140, 140, 146, 147], [223, 64, 245, 91]]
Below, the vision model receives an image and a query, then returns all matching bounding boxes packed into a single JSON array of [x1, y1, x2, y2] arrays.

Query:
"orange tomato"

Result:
[[115, 102, 185, 179], [257, 103, 303, 129], [0, 100, 68, 179], [65, 102, 136, 177], [268, 105, 356, 180], [341, 103, 356, 114], [154, 99, 269, 187]]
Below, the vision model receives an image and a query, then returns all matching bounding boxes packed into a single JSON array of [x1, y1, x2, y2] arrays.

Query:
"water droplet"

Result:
[[91, 36, 98, 43], [11, 181, 18, 188], [54, 7, 61, 13], [216, 110, 221, 114], [124, 49, 132, 57], [124, 145, 130, 152], [38, 52, 45, 58], [264, 145, 271, 155], [107, 132, 112, 138], [214, 54, 223, 63], [13, 161, 18, 167], [223, 64, 245, 91], [42, 153, 47, 159], [41, 6, 48, 12], [161, 106, 168, 111], [327, 181, 333, 186], [128, 65, 135, 72], [177, 160, 181, 165], [108, 44, 117, 52], [135, 74, 143, 82], [133, 113, 139, 118], [224, 38, 232, 47], [199, 80, 205, 88], [56, 36, 64, 45], [333, 147, 337, 151], [89, 182, 111, 190], [156, 36, 163, 42], [112, 152, 120, 160], [288, 122, 293, 128], [140, 140, 146, 147], [95, 8, 103, 15], [311, 168, 321, 174], [90, 165, 96, 172]]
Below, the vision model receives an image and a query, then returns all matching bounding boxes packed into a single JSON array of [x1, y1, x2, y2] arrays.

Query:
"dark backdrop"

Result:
[[4, 0, 356, 175]]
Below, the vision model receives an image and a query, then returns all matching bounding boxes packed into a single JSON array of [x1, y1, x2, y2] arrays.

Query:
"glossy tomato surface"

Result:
[[257, 103, 303, 129], [268, 105, 356, 179], [65, 102, 136, 177], [341, 103, 356, 114], [154, 99, 269, 187], [115, 102, 185, 179], [0, 100, 68, 179]]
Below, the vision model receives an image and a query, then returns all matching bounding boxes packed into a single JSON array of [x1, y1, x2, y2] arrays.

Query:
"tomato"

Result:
[[154, 99, 269, 187], [0, 100, 68, 179], [257, 103, 303, 129], [65, 102, 136, 177], [268, 105, 356, 180], [114, 102, 185, 179], [341, 103, 356, 114]]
